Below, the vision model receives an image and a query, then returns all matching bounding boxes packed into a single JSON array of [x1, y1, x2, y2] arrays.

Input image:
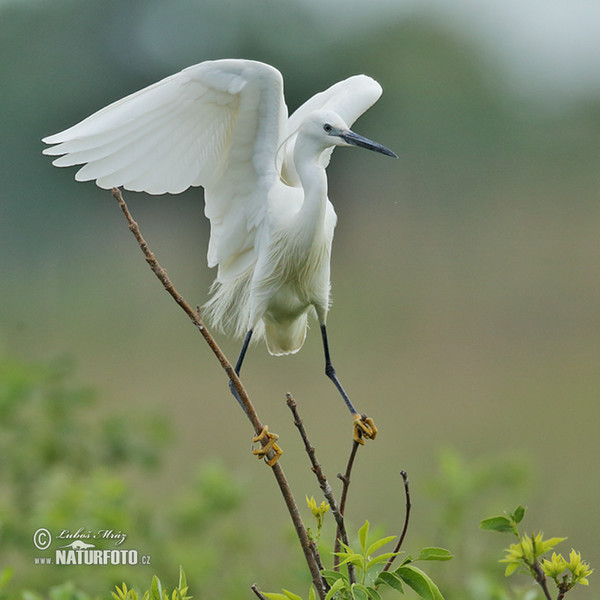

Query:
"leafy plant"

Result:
[[112, 567, 191, 600], [13, 569, 190, 600], [481, 505, 593, 600], [265, 520, 452, 600], [306, 496, 330, 544]]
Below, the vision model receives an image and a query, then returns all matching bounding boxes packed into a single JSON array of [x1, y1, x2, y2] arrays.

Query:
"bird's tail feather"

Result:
[[264, 315, 307, 356], [202, 269, 264, 342], [203, 268, 308, 356]]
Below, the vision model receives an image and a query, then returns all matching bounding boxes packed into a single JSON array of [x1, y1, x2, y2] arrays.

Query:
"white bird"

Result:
[[43, 59, 396, 433]]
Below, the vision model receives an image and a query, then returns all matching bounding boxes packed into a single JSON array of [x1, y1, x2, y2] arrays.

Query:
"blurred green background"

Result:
[[1, 0, 599, 598]]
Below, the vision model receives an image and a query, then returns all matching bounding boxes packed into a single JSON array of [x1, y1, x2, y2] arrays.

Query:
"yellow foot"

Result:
[[252, 425, 283, 466], [353, 414, 378, 444]]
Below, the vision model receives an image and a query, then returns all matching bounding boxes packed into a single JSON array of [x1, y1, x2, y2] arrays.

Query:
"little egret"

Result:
[[43, 59, 396, 439]]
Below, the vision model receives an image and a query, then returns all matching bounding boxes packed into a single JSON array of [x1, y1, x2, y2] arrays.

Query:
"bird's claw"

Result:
[[252, 425, 283, 466], [353, 414, 378, 444]]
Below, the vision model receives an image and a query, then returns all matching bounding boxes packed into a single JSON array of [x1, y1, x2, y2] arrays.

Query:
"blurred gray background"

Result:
[[1, 0, 599, 596]]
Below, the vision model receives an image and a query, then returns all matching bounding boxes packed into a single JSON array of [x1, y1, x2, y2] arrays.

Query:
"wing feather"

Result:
[[43, 59, 287, 279]]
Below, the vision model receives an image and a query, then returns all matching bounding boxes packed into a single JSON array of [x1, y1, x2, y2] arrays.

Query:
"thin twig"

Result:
[[250, 584, 268, 600], [333, 440, 360, 572], [286, 395, 349, 541], [529, 534, 554, 600], [382, 470, 411, 573], [309, 539, 327, 577], [111, 188, 326, 600], [286, 393, 352, 583], [112, 189, 259, 428]]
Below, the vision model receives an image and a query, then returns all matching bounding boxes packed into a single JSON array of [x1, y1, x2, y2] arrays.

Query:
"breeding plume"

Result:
[[43, 59, 396, 433]]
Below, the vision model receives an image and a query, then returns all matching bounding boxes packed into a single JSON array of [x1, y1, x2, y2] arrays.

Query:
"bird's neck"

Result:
[[294, 140, 329, 236]]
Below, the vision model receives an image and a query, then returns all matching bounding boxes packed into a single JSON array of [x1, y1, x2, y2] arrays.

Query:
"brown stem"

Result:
[[286, 393, 352, 583], [382, 470, 411, 573], [250, 584, 268, 600], [286, 395, 349, 541], [111, 188, 326, 600], [310, 539, 327, 576], [333, 440, 360, 573], [531, 561, 554, 600]]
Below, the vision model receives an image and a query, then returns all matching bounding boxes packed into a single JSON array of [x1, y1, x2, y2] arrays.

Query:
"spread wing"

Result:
[[281, 75, 382, 186], [43, 59, 287, 280]]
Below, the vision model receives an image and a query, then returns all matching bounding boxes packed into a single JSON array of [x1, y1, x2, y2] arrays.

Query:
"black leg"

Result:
[[234, 329, 253, 375], [229, 329, 253, 409], [320, 324, 358, 415]]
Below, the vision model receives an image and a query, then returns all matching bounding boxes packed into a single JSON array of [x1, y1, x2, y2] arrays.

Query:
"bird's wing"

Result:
[[280, 75, 382, 185], [43, 59, 287, 279]]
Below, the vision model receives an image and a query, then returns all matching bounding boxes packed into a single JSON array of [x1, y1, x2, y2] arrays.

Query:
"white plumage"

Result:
[[43, 59, 395, 413]]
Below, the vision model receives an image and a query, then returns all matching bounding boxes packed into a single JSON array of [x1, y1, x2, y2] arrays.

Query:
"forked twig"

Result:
[[111, 188, 326, 599], [532, 562, 554, 600], [286, 393, 355, 583], [382, 470, 411, 573]]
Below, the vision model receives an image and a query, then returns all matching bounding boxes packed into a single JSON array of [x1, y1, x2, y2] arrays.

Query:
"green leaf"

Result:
[[366, 536, 396, 556], [512, 505, 526, 524], [367, 552, 400, 569], [178, 567, 187, 591], [112, 584, 126, 600], [114, 585, 125, 600], [324, 579, 346, 600], [366, 588, 383, 600], [351, 584, 369, 600], [504, 562, 520, 577], [150, 576, 163, 600], [539, 536, 568, 554], [337, 553, 365, 567], [480, 516, 514, 533], [263, 594, 290, 600], [374, 571, 404, 593], [309, 586, 316, 600], [282, 589, 303, 600], [358, 521, 370, 554], [417, 547, 454, 561], [396, 565, 444, 600], [321, 570, 349, 584]]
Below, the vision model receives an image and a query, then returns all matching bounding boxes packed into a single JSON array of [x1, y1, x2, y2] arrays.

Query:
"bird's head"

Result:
[[301, 110, 397, 158]]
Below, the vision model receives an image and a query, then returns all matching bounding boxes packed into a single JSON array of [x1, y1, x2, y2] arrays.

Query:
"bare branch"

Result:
[[286, 393, 351, 583], [286, 395, 348, 538], [382, 470, 411, 573], [112, 189, 260, 427], [333, 440, 360, 574], [111, 187, 326, 599], [310, 539, 327, 579], [250, 584, 268, 600]]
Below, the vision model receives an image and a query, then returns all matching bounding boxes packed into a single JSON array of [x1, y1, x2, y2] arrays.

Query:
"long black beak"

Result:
[[341, 130, 398, 158]]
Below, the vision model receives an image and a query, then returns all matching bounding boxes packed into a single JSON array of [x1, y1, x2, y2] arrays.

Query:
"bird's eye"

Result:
[[323, 124, 333, 133]]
